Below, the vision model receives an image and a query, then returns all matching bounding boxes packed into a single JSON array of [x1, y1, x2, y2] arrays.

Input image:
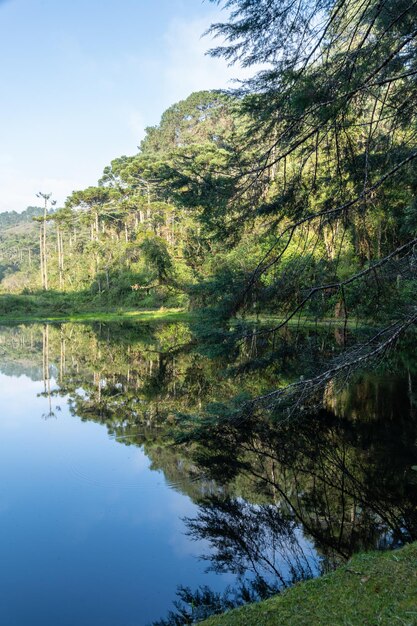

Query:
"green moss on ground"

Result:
[[202, 543, 417, 626]]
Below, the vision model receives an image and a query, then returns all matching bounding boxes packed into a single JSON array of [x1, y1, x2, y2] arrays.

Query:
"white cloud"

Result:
[[162, 15, 256, 100]]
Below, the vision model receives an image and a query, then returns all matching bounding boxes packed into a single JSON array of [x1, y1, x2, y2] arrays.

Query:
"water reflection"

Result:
[[184, 396, 417, 570], [0, 322, 416, 624]]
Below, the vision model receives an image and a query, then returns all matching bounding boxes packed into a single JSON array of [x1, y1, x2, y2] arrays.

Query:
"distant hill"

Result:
[[0, 206, 45, 289], [0, 206, 43, 231]]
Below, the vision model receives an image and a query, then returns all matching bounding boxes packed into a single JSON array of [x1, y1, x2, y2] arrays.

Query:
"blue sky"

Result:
[[0, 0, 247, 212]]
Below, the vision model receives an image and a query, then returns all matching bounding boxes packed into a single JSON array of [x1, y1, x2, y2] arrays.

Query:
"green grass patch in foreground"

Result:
[[201, 543, 417, 626]]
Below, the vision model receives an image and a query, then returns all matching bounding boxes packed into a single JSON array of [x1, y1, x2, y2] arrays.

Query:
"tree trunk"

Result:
[[39, 224, 44, 288], [43, 201, 48, 290]]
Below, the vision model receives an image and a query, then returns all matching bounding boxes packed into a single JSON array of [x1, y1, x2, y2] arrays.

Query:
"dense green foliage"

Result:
[[2, 2, 417, 623], [0, 90, 242, 310], [1, 0, 416, 403], [0, 206, 44, 288]]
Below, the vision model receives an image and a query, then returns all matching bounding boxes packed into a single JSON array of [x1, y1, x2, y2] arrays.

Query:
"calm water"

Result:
[[0, 322, 416, 625], [0, 372, 238, 626]]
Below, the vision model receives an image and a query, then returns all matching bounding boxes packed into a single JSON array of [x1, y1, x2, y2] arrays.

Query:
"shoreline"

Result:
[[201, 543, 417, 626]]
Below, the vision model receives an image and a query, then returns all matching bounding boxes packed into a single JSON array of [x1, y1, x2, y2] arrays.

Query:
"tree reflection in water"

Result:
[[0, 322, 416, 622], [182, 397, 417, 573]]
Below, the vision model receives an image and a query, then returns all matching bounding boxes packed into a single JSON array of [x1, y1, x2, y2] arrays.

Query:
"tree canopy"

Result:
[[1, 2, 416, 410]]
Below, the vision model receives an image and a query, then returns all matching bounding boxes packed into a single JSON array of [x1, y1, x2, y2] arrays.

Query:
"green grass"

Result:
[[0, 307, 191, 325], [0, 309, 371, 327], [0, 292, 193, 324], [201, 543, 417, 626], [0, 292, 375, 327]]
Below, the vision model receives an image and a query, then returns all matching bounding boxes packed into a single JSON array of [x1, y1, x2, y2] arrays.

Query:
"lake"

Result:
[[0, 322, 416, 625]]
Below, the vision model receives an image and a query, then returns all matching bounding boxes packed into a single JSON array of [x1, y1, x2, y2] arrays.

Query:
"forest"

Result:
[[1, 0, 416, 412], [0, 2, 415, 316], [1, 1, 417, 623]]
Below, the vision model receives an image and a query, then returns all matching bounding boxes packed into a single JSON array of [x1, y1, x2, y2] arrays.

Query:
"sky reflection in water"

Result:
[[0, 372, 232, 626], [1, 321, 415, 625]]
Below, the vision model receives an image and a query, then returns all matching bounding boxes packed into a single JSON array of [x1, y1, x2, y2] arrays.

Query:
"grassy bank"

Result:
[[0, 307, 190, 325], [202, 543, 417, 626], [0, 292, 191, 324], [0, 293, 376, 327]]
